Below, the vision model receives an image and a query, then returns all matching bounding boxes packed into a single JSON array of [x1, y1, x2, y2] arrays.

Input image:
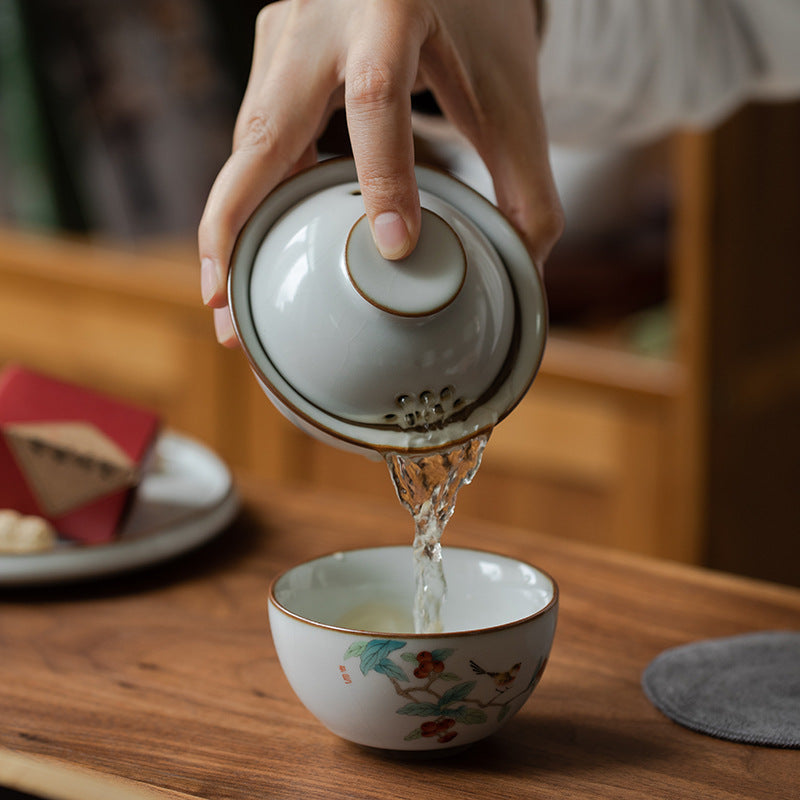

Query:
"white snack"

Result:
[[0, 509, 58, 554]]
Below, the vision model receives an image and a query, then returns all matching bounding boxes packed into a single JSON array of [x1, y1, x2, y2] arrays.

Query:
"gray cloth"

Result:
[[642, 631, 800, 748]]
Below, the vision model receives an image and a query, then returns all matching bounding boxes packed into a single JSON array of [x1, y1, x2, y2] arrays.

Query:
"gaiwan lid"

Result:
[[229, 158, 547, 457]]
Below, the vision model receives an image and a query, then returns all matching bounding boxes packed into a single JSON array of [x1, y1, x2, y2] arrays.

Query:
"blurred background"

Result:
[[1, 0, 798, 585]]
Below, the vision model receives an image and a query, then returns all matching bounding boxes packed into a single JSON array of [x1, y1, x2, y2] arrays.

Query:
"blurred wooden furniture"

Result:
[[1, 478, 799, 800], [0, 102, 798, 584], [675, 103, 800, 586]]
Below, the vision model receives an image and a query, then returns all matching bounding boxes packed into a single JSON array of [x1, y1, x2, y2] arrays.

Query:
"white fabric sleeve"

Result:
[[539, 0, 800, 146]]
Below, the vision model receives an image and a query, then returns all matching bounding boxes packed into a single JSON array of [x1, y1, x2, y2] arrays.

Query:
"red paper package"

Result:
[[0, 364, 161, 544]]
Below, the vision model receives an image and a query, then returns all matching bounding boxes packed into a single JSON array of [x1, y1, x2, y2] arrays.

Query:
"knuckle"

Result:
[[346, 62, 402, 111], [354, 168, 386, 194], [539, 202, 565, 245], [356, 169, 413, 210], [532, 205, 565, 263], [529, 206, 565, 260], [234, 110, 282, 156], [506, 195, 565, 260], [254, 3, 282, 35]]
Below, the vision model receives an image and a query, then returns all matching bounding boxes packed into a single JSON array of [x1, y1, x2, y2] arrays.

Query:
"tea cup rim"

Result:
[[268, 544, 559, 638]]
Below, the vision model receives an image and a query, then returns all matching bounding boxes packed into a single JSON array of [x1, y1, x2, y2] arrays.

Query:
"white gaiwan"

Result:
[[229, 159, 547, 457]]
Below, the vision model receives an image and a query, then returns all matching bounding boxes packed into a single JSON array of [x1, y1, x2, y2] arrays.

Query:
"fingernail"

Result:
[[373, 212, 410, 259], [201, 257, 222, 305], [213, 306, 236, 347]]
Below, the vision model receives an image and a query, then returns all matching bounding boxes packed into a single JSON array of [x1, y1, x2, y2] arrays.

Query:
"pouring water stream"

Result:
[[386, 433, 490, 633]]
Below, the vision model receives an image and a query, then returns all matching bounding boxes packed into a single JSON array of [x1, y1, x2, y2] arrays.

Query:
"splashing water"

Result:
[[386, 433, 489, 633]]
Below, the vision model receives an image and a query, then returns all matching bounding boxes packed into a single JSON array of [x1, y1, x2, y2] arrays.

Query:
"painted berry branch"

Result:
[[344, 640, 545, 745]]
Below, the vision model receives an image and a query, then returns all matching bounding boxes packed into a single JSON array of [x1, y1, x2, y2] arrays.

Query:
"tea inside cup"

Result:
[[272, 546, 554, 634]]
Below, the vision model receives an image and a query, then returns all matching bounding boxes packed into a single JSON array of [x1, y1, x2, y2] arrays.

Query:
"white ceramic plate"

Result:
[[0, 432, 239, 586]]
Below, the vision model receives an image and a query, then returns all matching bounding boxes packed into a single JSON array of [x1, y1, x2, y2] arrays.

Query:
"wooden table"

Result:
[[1, 476, 798, 799]]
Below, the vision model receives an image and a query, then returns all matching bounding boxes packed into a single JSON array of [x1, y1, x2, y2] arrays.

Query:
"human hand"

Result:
[[199, 0, 563, 346]]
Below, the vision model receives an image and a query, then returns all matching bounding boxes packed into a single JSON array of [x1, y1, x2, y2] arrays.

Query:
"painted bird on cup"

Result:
[[469, 660, 521, 692]]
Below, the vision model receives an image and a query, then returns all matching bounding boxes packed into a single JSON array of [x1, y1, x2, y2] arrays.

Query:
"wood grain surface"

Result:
[[1, 475, 798, 800]]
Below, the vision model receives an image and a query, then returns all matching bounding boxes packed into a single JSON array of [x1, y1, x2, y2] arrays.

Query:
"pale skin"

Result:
[[198, 0, 563, 347]]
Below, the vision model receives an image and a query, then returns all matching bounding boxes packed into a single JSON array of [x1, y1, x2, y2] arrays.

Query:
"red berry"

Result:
[[414, 664, 432, 679], [438, 732, 458, 743], [437, 718, 456, 731], [417, 651, 432, 662], [420, 721, 438, 737], [432, 660, 444, 673]]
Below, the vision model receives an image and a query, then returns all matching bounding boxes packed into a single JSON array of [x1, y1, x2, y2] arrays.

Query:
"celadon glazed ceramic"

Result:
[[268, 546, 558, 752], [229, 158, 547, 458]]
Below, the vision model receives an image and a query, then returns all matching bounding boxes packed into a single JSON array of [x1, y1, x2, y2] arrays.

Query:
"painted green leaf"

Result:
[[431, 648, 454, 662], [396, 702, 441, 717], [359, 640, 406, 676], [404, 728, 423, 740], [401, 652, 419, 663], [374, 658, 408, 681], [456, 706, 488, 725], [438, 681, 476, 709], [498, 703, 511, 722], [343, 641, 367, 660], [439, 672, 460, 682]]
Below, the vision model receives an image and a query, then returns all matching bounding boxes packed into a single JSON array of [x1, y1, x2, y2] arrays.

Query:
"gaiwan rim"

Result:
[[268, 545, 559, 639], [229, 157, 548, 455]]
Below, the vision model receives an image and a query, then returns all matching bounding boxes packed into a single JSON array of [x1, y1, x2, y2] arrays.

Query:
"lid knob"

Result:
[[345, 209, 466, 317]]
